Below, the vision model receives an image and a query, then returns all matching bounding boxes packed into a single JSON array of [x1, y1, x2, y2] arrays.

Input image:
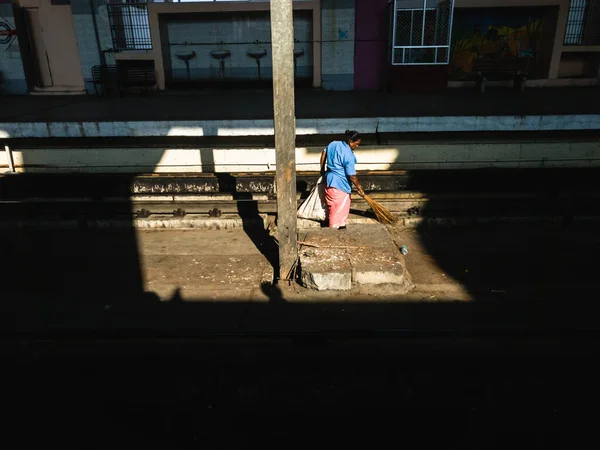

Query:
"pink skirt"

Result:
[[325, 187, 351, 228]]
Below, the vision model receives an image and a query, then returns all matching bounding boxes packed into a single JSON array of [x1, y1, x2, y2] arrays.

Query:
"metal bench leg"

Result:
[[514, 71, 527, 92], [476, 71, 486, 93]]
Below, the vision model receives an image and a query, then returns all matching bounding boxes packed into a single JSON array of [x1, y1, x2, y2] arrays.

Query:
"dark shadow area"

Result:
[[403, 167, 600, 304], [0, 173, 161, 311], [3, 168, 600, 443], [260, 281, 285, 304], [4, 320, 600, 446]]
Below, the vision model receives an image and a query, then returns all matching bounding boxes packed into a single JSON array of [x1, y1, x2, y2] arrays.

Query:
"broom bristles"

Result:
[[363, 194, 396, 224]]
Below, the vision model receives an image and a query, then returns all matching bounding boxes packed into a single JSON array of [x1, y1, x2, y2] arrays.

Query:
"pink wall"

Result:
[[354, 0, 390, 90]]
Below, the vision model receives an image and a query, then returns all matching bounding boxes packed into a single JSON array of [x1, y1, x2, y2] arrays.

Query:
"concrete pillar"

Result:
[[548, 0, 570, 80]]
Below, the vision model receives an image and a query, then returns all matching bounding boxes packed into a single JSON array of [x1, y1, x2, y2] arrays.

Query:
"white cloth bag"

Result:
[[297, 176, 327, 221]]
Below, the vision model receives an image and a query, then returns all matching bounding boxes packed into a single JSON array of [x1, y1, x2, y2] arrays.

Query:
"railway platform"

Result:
[[1, 86, 600, 139]]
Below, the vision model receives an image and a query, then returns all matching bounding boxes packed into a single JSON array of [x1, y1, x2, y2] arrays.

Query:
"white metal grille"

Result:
[[108, 2, 152, 51], [564, 0, 600, 46], [392, 0, 454, 65]]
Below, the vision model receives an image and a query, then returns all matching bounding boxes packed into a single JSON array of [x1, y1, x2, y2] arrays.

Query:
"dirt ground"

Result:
[[2, 222, 600, 333]]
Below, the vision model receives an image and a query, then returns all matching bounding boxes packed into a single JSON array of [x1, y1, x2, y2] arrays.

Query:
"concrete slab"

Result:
[[2, 115, 600, 139], [2, 87, 600, 138], [297, 215, 379, 229], [298, 224, 414, 292], [132, 214, 268, 230], [299, 244, 353, 291]]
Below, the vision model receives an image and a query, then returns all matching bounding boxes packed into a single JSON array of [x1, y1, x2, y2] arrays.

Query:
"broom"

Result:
[[362, 194, 397, 225]]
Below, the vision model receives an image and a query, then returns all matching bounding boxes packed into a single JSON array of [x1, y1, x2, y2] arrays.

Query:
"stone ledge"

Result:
[[298, 224, 414, 292], [297, 215, 378, 229], [0, 214, 268, 230]]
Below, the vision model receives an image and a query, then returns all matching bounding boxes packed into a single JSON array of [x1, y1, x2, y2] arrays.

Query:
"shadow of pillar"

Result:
[[215, 171, 280, 282]]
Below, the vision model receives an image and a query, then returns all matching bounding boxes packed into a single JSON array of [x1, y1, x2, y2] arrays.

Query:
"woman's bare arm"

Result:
[[348, 175, 365, 197], [320, 150, 327, 175]]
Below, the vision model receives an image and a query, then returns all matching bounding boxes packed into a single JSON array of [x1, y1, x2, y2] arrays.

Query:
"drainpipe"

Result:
[[89, 0, 106, 66]]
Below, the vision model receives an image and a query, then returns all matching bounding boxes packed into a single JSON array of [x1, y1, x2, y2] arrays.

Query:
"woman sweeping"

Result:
[[320, 130, 365, 230]]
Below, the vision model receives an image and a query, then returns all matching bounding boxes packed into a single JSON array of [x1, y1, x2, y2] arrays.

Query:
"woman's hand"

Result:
[[348, 175, 365, 197]]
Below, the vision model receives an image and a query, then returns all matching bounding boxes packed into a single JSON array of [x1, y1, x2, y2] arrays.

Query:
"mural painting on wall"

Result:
[[449, 8, 545, 80], [0, 16, 17, 51]]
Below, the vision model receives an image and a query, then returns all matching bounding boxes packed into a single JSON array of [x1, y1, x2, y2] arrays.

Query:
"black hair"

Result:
[[345, 130, 361, 142]]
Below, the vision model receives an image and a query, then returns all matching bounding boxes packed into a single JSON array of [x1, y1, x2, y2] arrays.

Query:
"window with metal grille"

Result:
[[107, 1, 152, 52], [391, 0, 454, 65], [564, 0, 600, 45]]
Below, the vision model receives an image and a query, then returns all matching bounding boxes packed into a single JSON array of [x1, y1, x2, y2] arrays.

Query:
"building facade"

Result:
[[0, 0, 598, 95]]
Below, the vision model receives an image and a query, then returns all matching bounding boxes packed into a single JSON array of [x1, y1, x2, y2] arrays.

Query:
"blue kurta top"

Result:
[[324, 141, 357, 194]]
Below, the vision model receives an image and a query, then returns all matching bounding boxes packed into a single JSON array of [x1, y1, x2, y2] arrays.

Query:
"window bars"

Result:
[[107, 2, 152, 52], [564, 0, 600, 46], [392, 0, 455, 65]]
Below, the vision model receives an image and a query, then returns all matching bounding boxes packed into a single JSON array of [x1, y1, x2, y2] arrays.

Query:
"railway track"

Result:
[[1, 168, 600, 223], [1, 190, 600, 221]]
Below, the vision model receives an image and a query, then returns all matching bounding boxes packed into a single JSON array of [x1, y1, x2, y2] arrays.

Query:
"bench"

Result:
[[91, 65, 119, 97], [91, 64, 156, 97], [117, 66, 156, 95], [472, 57, 528, 93]]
